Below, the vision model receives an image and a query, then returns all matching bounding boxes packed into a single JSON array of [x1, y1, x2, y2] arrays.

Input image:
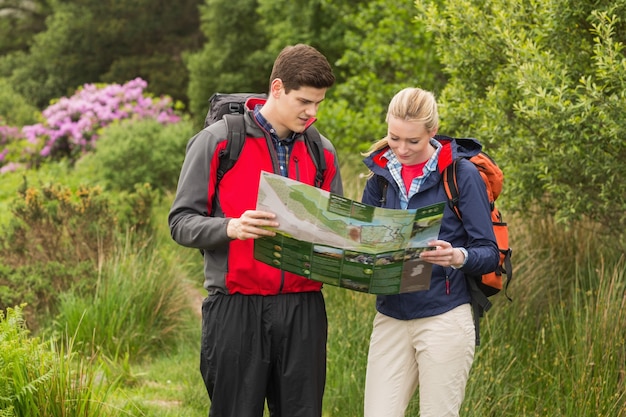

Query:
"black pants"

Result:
[[200, 291, 327, 417]]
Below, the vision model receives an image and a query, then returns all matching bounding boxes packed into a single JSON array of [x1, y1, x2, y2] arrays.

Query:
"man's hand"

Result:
[[227, 210, 279, 240]]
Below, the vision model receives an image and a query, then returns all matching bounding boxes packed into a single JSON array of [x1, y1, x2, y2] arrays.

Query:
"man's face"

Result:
[[273, 84, 327, 137]]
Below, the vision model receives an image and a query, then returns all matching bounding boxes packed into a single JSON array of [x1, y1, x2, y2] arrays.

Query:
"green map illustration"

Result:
[[256, 172, 442, 253]]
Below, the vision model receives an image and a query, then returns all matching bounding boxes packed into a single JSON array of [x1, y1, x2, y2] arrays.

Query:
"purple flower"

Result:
[[0, 162, 24, 174], [4, 78, 181, 169]]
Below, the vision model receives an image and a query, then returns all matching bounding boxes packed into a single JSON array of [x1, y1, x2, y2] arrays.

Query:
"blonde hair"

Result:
[[363, 87, 439, 157]]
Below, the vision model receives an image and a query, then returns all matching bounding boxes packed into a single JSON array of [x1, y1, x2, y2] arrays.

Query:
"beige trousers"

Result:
[[364, 304, 475, 417]]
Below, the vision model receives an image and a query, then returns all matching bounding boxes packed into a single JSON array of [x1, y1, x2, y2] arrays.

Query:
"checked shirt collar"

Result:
[[254, 106, 296, 178], [383, 138, 442, 210]]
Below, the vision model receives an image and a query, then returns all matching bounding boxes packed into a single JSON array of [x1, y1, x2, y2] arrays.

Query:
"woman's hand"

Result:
[[420, 239, 466, 268]]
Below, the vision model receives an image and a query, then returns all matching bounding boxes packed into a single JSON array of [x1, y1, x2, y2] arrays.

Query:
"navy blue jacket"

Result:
[[361, 136, 499, 320]]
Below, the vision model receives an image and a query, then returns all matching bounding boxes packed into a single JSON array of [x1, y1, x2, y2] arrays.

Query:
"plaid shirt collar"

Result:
[[254, 106, 296, 177], [383, 138, 442, 209]]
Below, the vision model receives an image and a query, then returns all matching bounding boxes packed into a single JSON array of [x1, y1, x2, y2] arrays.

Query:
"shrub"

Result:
[[0, 160, 93, 227], [0, 180, 158, 329], [78, 118, 194, 193], [0, 125, 29, 174], [0, 78, 38, 127], [1, 183, 116, 267], [3, 78, 181, 170], [108, 182, 160, 237], [0, 262, 97, 332]]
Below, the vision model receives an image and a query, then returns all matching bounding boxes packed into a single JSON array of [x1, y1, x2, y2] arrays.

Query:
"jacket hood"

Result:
[[245, 96, 267, 111]]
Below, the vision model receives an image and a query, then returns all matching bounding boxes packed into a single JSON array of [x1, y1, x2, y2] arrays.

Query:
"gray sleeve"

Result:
[[168, 128, 231, 250]]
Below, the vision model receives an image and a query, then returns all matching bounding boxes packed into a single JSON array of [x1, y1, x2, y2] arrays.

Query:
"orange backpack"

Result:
[[442, 146, 513, 345]]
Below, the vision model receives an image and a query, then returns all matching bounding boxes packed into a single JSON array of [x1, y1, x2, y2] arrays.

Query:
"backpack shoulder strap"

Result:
[[204, 114, 246, 256], [442, 158, 462, 219], [217, 113, 246, 183], [217, 118, 327, 189], [302, 126, 326, 188], [467, 275, 492, 346]]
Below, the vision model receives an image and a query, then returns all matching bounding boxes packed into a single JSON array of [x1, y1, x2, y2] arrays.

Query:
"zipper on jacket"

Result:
[[293, 156, 300, 182], [445, 272, 450, 295]]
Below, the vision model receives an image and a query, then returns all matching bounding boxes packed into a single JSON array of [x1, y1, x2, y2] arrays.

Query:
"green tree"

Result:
[[5, 0, 203, 109], [0, 0, 52, 55], [256, 0, 355, 74], [185, 0, 269, 129], [418, 0, 626, 237], [185, 0, 361, 128], [320, 0, 446, 158]]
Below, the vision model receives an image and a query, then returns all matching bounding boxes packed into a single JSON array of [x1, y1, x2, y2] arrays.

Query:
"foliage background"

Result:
[[1, 0, 626, 415], [3, 0, 626, 234]]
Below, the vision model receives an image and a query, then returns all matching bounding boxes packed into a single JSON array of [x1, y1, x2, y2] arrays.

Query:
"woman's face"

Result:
[[387, 116, 436, 166]]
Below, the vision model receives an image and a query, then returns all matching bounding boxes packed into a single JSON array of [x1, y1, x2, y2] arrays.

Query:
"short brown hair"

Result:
[[269, 44, 335, 93]]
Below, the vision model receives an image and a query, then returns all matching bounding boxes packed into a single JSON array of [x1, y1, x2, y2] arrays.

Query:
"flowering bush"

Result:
[[0, 125, 27, 174], [0, 78, 181, 173]]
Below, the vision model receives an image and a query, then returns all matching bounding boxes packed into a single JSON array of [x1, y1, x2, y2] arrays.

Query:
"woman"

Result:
[[361, 87, 499, 417]]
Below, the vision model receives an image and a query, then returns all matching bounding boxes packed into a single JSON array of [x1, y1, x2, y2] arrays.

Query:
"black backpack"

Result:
[[204, 92, 327, 188]]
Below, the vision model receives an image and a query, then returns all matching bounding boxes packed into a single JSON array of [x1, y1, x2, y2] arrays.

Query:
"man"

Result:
[[168, 44, 343, 417]]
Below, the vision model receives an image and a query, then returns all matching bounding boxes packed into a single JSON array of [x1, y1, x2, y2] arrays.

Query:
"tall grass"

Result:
[[52, 233, 194, 361], [0, 306, 119, 416], [323, 288, 376, 416], [462, 214, 626, 417]]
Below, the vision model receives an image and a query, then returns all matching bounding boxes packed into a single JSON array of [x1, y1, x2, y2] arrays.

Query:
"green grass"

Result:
[[52, 236, 193, 360], [108, 337, 208, 416], [0, 306, 123, 417], [323, 287, 375, 416]]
